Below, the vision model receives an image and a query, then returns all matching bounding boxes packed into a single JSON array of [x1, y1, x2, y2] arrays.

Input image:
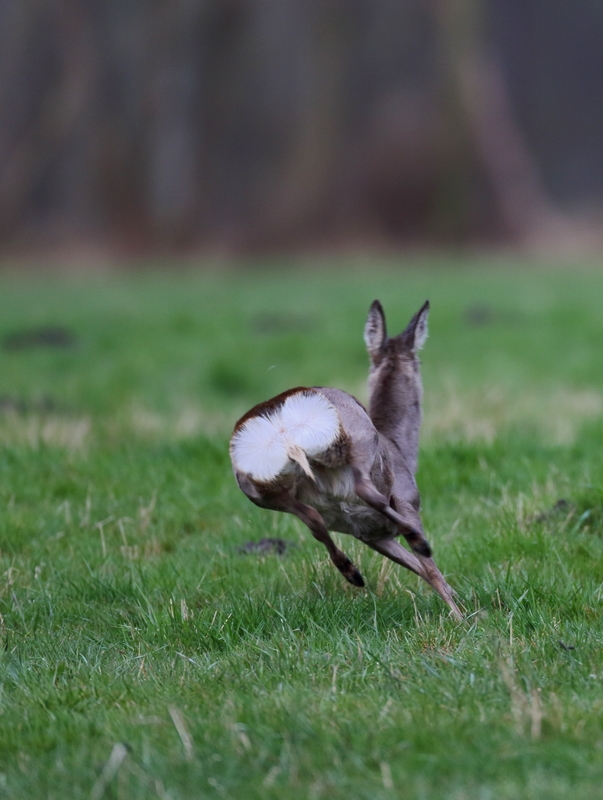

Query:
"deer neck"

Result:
[[367, 357, 423, 474]]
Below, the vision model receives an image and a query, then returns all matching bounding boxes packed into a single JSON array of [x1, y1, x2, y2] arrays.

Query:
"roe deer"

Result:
[[230, 300, 462, 620]]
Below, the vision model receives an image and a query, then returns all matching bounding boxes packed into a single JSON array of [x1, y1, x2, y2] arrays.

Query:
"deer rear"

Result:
[[230, 300, 462, 620]]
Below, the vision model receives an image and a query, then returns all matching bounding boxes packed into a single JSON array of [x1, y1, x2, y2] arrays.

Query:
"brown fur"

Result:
[[233, 386, 313, 432]]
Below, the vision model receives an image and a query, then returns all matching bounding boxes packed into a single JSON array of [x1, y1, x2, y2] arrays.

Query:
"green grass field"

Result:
[[1, 257, 603, 799]]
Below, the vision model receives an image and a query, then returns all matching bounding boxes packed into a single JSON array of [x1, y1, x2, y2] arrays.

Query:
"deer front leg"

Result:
[[352, 469, 432, 557], [275, 494, 365, 587], [367, 538, 463, 621]]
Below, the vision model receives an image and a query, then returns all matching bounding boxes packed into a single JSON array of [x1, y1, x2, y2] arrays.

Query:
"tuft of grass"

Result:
[[1, 258, 603, 798]]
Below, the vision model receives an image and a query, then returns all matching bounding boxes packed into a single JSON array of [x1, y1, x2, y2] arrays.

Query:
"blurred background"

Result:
[[1, 0, 603, 261]]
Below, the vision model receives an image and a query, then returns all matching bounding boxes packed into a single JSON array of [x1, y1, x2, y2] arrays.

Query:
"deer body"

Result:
[[230, 301, 462, 619]]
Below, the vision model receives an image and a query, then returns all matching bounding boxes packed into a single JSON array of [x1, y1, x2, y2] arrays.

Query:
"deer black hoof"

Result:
[[333, 553, 365, 587], [415, 541, 432, 558], [344, 567, 365, 587]]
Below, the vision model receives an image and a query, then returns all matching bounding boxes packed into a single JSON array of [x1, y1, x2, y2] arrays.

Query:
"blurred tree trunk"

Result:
[[429, 0, 561, 242], [0, 0, 100, 245]]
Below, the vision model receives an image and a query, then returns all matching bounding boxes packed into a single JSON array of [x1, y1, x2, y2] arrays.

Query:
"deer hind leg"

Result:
[[275, 494, 365, 588], [352, 469, 432, 557], [367, 538, 463, 621]]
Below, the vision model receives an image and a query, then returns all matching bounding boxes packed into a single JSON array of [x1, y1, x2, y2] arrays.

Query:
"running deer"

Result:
[[230, 300, 462, 620]]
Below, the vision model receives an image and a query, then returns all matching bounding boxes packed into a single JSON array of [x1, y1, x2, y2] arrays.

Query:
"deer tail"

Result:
[[285, 440, 316, 481]]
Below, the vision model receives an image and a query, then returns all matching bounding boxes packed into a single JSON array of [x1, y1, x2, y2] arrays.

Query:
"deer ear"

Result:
[[403, 300, 429, 352], [364, 300, 387, 361]]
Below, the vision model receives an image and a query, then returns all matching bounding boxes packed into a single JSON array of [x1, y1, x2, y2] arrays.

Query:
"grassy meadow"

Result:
[[1, 258, 603, 798]]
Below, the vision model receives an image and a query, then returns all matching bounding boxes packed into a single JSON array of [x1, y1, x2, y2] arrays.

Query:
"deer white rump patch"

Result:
[[231, 391, 341, 482]]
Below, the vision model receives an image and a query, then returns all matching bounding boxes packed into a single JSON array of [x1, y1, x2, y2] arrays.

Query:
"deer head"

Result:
[[363, 300, 429, 473]]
